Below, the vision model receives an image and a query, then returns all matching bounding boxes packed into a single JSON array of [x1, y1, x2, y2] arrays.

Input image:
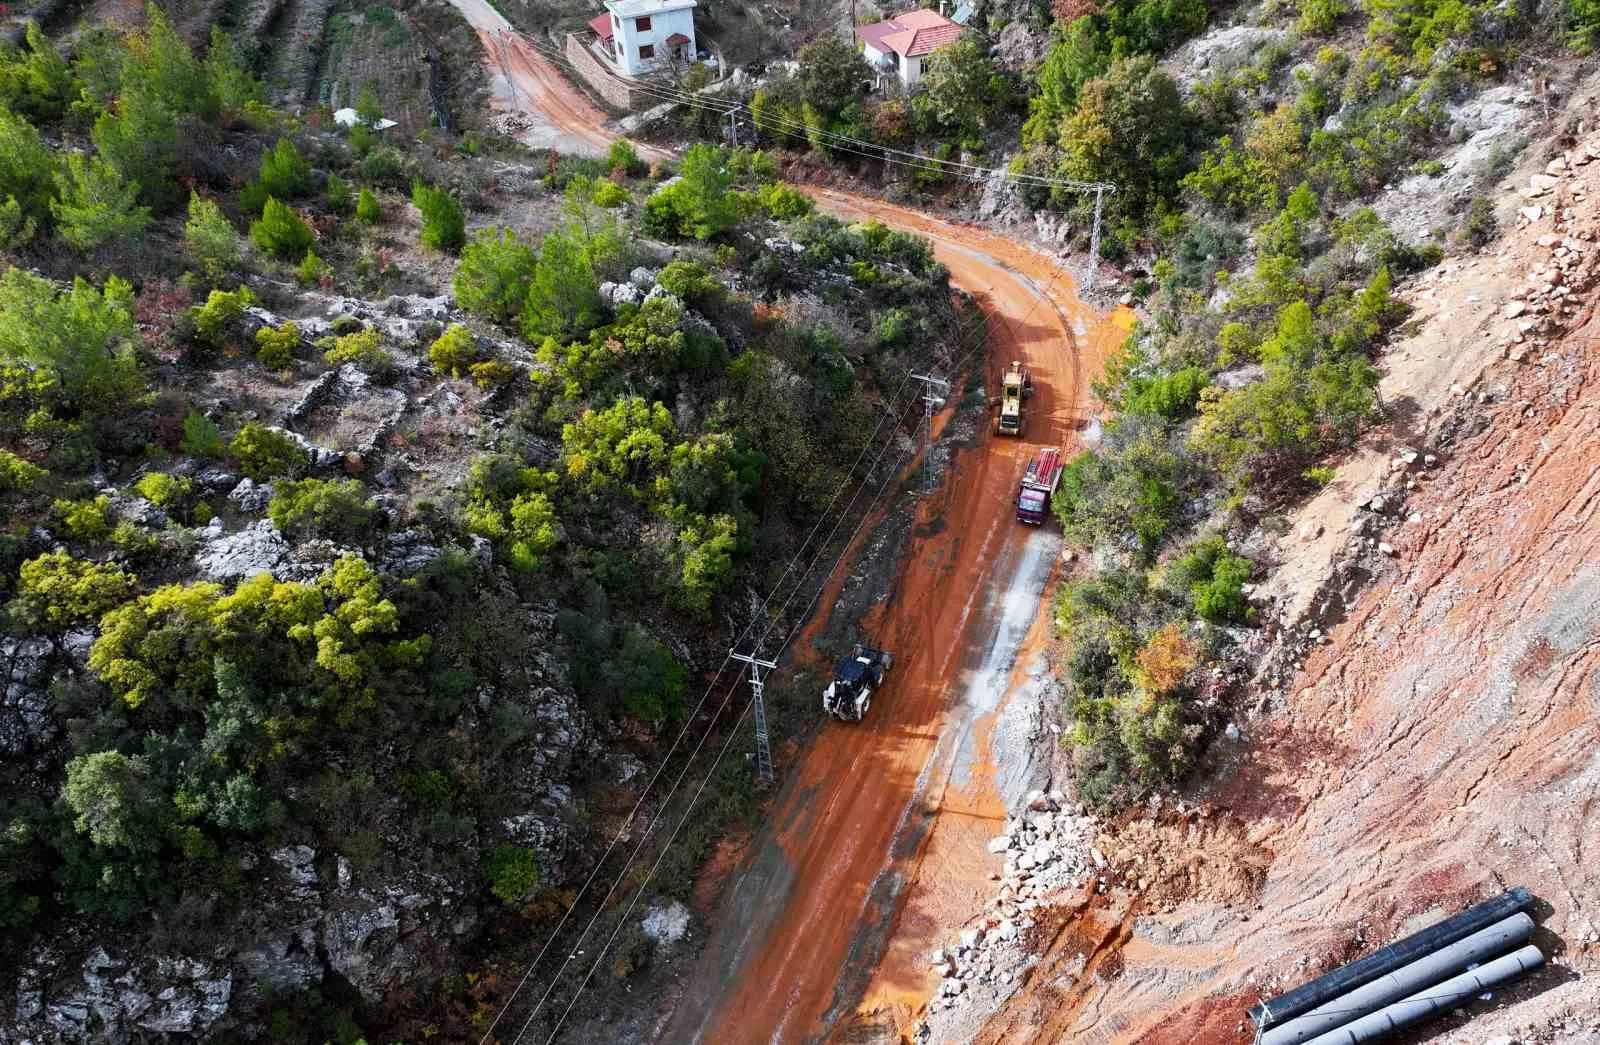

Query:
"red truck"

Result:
[[1016, 448, 1063, 525]]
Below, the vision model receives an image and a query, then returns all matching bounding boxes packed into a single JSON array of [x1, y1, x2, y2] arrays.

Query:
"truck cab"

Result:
[[1016, 447, 1063, 525]]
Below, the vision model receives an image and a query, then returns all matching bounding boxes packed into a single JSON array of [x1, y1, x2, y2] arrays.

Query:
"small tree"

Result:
[[49, 152, 151, 252], [190, 286, 257, 346], [184, 193, 244, 281], [412, 182, 465, 252], [249, 197, 314, 260], [63, 751, 168, 852], [796, 35, 868, 120], [247, 137, 314, 210], [356, 187, 382, 224], [355, 83, 384, 128], [269, 478, 378, 540], [454, 227, 537, 324], [325, 172, 352, 214], [0, 108, 57, 234]]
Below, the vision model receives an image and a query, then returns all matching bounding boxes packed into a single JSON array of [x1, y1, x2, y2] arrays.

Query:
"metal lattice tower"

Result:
[[730, 649, 778, 781], [910, 373, 950, 492]]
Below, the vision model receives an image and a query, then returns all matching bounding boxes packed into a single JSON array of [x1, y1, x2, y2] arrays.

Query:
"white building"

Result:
[[854, 9, 962, 89], [589, 0, 698, 78]]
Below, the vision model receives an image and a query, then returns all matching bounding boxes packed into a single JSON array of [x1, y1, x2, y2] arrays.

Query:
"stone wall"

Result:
[[564, 33, 643, 111]]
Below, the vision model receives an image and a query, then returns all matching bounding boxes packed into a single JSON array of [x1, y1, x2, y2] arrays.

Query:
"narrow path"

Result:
[[665, 191, 1126, 1044], [444, 0, 670, 163]]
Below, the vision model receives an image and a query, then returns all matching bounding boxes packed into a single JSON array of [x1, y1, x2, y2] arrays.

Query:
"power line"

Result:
[[529, 218, 1091, 1042]]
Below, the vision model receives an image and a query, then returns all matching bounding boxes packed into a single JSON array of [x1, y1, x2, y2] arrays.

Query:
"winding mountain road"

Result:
[[441, 21, 1125, 1038]]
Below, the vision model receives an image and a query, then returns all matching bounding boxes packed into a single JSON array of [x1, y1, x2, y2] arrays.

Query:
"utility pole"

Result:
[[1088, 185, 1106, 286], [728, 108, 739, 147], [730, 649, 778, 782], [910, 373, 950, 492]]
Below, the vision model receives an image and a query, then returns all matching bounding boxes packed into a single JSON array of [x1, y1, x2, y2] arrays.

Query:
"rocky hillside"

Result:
[[0, 7, 965, 1040]]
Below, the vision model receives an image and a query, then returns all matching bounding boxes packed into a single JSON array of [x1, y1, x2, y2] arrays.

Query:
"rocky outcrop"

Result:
[[0, 637, 55, 757], [10, 947, 231, 1041], [194, 519, 290, 582]]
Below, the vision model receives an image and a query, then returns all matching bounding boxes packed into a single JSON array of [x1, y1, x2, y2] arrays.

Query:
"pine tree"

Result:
[[51, 152, 151, 251]]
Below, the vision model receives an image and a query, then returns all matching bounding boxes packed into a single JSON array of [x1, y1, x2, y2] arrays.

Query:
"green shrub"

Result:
[[269, 478, 378, 541], [453, 227, 536, 324], [1168, 535, 1254, 623], [411, 182, 465, 253], [469, 358, 519, 391], [641, 144, 742, 241], [0, 22, 79, 125], [181, 411, 225, 457], [1298, 0, 1350, 33], [655, 259, 722, 305], [296, 250, 326, 287], [324, 172, 352, 214], [245, 138, 314, 211], [11, 551, 134, 628], [191, 286, 257, 346], [249, 198, 314, 260], [230, 421, 306, 480], [53, 496, 113, 542], [356, 187, 381, 224], [184, 193, 244, 282], [0, 108, 60, 236], [359, 147, 411, 191], [591, 179, 629, 208], [0, 449, 45, 492], [757, 182, 814, 221], [0, 269, 141, 418], [254, 321, 300, 368], [322, 328, 391, 374], [51, 153, 151, 252], [134, 471, 193, 508], [428, 324, 480, 378], [1121, 366, 1209, 420], [485, 845, 539, 903], [607, 138, 645, 177], [1462, 196, 1497, 247]]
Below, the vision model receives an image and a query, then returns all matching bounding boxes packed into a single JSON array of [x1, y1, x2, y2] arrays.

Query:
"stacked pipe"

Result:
[[1250, 888, 1542, 1045]]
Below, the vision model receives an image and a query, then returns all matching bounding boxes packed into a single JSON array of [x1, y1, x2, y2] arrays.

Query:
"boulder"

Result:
[[195, 520, 289, 582], [641, 901, 692, 946], [227, 477, 273, 514], [1, 636, 56, 755]]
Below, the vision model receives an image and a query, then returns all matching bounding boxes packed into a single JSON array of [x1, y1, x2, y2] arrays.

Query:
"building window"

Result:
[[636, 15, 652, 30], [639, 43, 655, 59]]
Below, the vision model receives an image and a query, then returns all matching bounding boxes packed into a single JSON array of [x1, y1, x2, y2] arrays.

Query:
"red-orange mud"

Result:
[[664, 189, 1131, 1044]]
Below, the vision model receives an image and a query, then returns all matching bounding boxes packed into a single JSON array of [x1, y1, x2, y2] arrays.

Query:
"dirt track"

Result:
[[662, 190, 1125, 1044], [444, 0, 670, 163]]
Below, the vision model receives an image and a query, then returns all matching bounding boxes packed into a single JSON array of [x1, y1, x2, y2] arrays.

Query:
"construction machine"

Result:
[[821, 643, 894, 722], [993, 360, 1033, 437]]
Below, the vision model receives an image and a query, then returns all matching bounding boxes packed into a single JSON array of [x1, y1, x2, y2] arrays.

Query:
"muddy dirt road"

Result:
[[662, 190, 1124, 1044], [444, 0, 670, 162]]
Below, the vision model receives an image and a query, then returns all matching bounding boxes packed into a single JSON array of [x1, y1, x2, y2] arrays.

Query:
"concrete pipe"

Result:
[[1250, 887, 1533, 1029], [1298, 944, 1545, 1045], [1261, 913, 1536, 1045]]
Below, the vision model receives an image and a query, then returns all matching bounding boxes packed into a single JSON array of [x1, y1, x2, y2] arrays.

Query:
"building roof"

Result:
[[588, 13, 614, 39], [604, 0, 696, 18], [854, 8, 962, 58], [665, 31, 691, 44]]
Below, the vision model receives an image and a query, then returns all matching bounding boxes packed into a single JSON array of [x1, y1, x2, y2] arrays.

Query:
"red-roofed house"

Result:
[[854, 9, 963, 88]]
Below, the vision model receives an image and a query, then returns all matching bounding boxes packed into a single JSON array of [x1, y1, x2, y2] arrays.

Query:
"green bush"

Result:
[[254, 321, 300, 368], [191, 286, 257, 346], [0, 449, 46, 492], [245, 138, 314, 211], [249, 198, 314, 260], [324, 172, 352, 214], [485, 845, 539, 903], [51, 153, 151, 252], [184, 193, 244, 282], [134, 471, 193, 508], [360, 147, 412, 191], [411, 182, 465, 253], [453, 227, 537, 324], [10, 551, 134, 628], [428, 324, 480, 378], [1168, 535, 1254, 624], [757, 182, 814, 221], [607, 138, 646, 177], [230, 421, 306, 480], [269, 478, 378, 541], [590, 179, 627, 208], [181, 411, 225, 458], [0, 268, 141, 418], [355, 187, 381, 224], [53, 496, 114, 542], [641, 144, 742, 241], [322, 328, 391, 374], [0, 22, 79, 125], [1462, 196, 1497, 247], [296, 250, 326, 287]]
